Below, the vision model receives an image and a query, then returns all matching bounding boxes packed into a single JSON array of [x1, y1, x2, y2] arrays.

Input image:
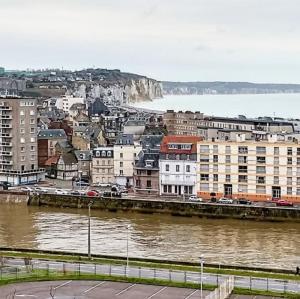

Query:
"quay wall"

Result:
[[28, 194, 300, 222]]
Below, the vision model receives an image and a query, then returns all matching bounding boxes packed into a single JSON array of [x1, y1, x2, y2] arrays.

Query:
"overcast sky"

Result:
[[1, 0, 300, 83]]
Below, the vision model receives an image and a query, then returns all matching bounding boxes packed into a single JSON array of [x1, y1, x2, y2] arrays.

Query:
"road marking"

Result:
[[184, 289, 199, 299], [116, 283, 136, 296], [147, 286, 167, 298], [54, 280, 72, 290], [16, 295, 37, 298], [83, 281, 106, 293]]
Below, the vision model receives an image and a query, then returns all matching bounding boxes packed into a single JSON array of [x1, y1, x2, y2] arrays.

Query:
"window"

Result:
[[238, 175, 247, 183], [238, 156, 247, 164], [30, 137, 35, 143], [20, 119, 25, 125], [30, 119, 35, 124], [200, 155, 209, 162], [274, 176, 279, 184], [20, 128, 25, 134], [238, 146, 248, 154], [147, 170, 151, 176], [287, 177, 293, 185], [168, 185, 172, 193], [286, 147, 293, 156], [256, 185, 266, 194], [20, 110, 24, 116], [120, 162, 123, 167], [200, 174, 209, 181], [274, 147, 279, 155], [297, 148, 300, 156], [96, 160, 100, 165], [257, 156, 266, 164], [165, 164, 169, 171], [225, 165, 231, 173], [136, 179, 141, 187], [21, 146, 25, 152], [287, 187, 293, 195], [297, 177, 300, 185], [21, 156, 25, 161], [213, 174, 218, 182], [134, 153, 137, 158], [120, 153, 123, 158], [297, 157, 300, 165], [297, 188, 300, 196], [213, 155, 218, 163], [225, 146, 231, 154], [186, 165, 190, 172], [213, 145, 218, 153], [287, 157, 293, 165], [200, 145, 209, 153], [176, 165, 180, 172], [287, 167, 293, 175], [213, 164, 218, 172], [213, 183, 218, 192], [256, 176, 265, 184], [225, 155, 231, 163], [238, 165, 248, 173], [31, 155, 35, 161], [256, 166, 266, 174], [274, 166, 279, 175], [274, 157, 279, 165], [20, 138, 25, 143], [163, 185, 167, 193], [199, 183, 209, 191], [102, 160, 105, 165], [146, 180, 152, 188], [256, 146, 266, 154], [120, 170, 123, 175], [30, 128, 35, 133], [225, 174, 231, 182], [238, 184, 248, 193]]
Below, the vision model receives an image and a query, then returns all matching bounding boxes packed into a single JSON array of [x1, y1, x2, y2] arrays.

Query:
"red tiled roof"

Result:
[[44, 155, 60, 166], [160, 135, 202, 154]]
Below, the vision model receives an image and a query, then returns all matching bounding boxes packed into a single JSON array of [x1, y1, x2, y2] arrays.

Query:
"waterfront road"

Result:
[[3, 257, 300, 294]]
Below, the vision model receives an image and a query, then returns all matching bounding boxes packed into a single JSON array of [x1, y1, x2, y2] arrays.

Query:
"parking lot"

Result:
[[0, 280, 284, 299]]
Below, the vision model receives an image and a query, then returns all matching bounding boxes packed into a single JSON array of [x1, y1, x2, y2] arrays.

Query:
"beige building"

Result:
[[114, 134, 142, 187], [0, 97, 45, 185], [197, 134, 300, 203], [91, 147, 114, 184], [163, 110, 204, 136]]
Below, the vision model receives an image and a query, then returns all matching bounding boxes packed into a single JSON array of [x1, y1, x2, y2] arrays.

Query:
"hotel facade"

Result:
[[197, 135, 300, 202]]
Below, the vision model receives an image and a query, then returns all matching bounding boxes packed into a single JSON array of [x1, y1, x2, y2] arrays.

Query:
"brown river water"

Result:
[[0, 204, 299, 270]]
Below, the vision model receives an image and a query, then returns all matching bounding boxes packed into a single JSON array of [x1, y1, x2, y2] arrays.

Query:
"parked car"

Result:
[[94, 183, 111, 188], [20, 186, 33, 192], [75, 181, 90, 187], [86, 190, 99, 197], [55, 189, 69, 195], [218, 197, 233, 204], [276, 199, 293, 207], [188, 195, 203, 202], [70, 190, 81, 196], [34, 187, 48, 193], [0, 181, 12, 187], [237, 198, 252, 205], [102, 191, 122, 198]]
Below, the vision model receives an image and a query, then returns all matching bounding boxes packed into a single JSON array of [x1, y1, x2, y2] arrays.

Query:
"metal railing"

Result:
[[0, 258, 299, 295], [205, 276, 234, 299]]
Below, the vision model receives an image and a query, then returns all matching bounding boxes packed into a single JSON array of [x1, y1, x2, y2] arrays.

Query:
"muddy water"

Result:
[[0, 204, 299, 269]]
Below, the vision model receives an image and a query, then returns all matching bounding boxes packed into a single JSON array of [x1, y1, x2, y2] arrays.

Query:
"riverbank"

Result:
[[28, 194, 300, 222]]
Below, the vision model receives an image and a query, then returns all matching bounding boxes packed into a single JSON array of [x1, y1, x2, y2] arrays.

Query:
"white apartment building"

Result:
[[114, 134, 142, 187], [55, 95, 85, 114], [159, 136, 201, 196], [197, 134, 300, 202]]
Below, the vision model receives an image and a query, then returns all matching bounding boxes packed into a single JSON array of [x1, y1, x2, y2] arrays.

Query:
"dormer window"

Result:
[[101, 151, 106, 157]]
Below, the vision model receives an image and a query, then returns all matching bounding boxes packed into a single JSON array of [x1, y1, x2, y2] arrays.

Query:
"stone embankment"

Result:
[[0, 191, 29, 205], [28, 194, 300, 222]]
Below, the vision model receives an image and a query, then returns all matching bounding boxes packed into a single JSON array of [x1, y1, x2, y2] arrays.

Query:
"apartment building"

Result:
[[163, 110, 204, 136], [114, 134, 142, 187], [0, 97, 45, 185], [91, 147, 114, 184], [197, 134, 300, 202], [159, 135, 202, 196]]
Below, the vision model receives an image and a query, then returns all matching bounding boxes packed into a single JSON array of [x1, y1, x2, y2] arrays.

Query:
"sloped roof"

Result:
[[45, 155, 60, 166], [38, 129, 67, 140], [160, 135, 202, 154], [115, 134, 134, 145], [60, 152, 78, 164], [74, 150, 92, 161]]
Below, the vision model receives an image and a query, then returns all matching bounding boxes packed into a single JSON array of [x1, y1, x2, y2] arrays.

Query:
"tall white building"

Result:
[[55, 95, 85, 114], [159, 136, 201, 196], [197, 134, 300, 202]]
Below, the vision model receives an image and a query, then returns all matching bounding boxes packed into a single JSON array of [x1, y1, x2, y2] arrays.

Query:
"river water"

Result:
[[132, 94, 300, 118], [0, 205, 299, 270]]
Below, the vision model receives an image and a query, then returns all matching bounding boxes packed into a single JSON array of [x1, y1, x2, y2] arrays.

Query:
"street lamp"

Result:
[[78, 170, 83, 190], [126, 224, 131, 276], [88, 201, 93, 259], [199, 255, 204, 299]]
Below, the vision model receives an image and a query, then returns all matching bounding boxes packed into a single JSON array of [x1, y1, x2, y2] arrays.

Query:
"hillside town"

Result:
[[1, 74, 300, 204]]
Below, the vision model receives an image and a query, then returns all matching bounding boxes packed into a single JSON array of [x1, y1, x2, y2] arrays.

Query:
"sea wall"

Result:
[[0, 191, 29, 205], [28, 194, 300, 222]]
